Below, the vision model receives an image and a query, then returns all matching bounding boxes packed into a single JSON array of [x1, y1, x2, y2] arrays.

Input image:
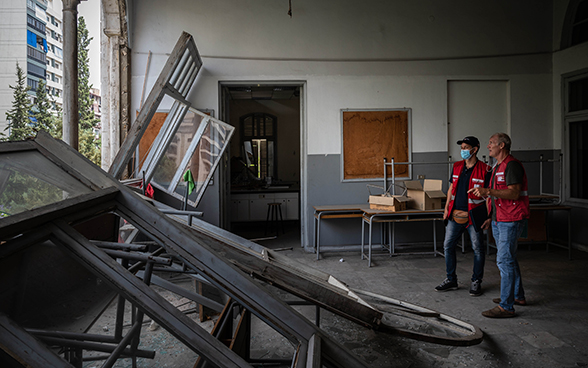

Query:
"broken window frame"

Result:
[[109, 31, 233, 208], [109, 32, 203, 181], [140, 103, 234, 207]]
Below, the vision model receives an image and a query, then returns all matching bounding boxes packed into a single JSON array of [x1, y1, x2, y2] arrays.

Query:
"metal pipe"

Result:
[[558, 153, 563, 205], [383, 158, 387, 195], [62, 0, 81, 150], [35, 336, 155, 358], [130, 261, 155, 367], [102, 249, 172, 265], [26, 329, 118, 343], [390, 160, 457, 165], [539, 154, 543, 195], [91, 241, 147, 252], [391, 158, 395, 195], [102, 321, 143, 368]]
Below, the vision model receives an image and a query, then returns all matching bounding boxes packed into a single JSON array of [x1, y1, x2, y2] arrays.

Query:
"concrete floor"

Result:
[[84, 221, 588, 367], [252, 221, 588, 368]]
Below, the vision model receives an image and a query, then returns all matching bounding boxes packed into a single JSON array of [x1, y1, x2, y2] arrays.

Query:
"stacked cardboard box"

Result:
[[368, 195, 411, 211], [404, 179, 446, 210]]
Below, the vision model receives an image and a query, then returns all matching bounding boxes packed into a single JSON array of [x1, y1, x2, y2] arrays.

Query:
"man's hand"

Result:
[[468, 187, 489, 198], [481, 218, 491, 230], [443, 207, 449, 220], [469, 184, 522, 200]]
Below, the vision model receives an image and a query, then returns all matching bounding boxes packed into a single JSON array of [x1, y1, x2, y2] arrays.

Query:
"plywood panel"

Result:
[[138, 111, 168, 168], [342, 110, 409, 180]]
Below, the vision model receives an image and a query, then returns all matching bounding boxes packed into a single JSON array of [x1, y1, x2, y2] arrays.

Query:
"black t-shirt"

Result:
[[451, 164, 473, 211]]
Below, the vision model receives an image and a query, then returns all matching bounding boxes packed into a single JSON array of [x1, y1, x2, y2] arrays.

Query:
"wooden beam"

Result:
[[0, 187, 119, 240], [49, 220, 251, 368], [0, 312, 74, 368]]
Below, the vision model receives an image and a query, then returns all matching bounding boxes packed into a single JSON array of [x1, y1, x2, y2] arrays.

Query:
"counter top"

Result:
[[231, 184, 300, 194]]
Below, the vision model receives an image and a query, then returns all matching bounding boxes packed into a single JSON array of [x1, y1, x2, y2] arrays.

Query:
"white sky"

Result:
[[78, 1, 101, 91]]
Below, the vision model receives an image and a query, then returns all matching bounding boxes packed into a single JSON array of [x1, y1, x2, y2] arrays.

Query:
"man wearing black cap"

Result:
[[435, 136, 490, 296]]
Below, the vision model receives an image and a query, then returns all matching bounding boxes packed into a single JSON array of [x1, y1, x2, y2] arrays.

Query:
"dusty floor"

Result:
[[82, 221, 588, 367]]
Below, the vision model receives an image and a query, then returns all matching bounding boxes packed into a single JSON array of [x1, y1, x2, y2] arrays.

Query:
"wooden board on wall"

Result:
[[342, 110, 410, 180]]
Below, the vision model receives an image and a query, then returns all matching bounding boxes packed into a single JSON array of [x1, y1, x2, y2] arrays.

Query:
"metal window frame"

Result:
[[562, 68, 588, 206], [110, 31, 234, 208], [141, 105, 234, 207], [109, 32, 203, 179]]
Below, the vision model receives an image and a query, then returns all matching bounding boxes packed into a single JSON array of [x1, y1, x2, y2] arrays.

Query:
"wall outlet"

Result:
[[418, 175, 426, 180]]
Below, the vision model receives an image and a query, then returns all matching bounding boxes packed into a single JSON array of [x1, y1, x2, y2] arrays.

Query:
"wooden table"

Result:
[[361, 208, 445, 267], [313, 204, 369, 260], [487, 204, 573, 260]]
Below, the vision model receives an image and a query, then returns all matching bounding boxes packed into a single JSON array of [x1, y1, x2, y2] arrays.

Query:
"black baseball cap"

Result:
[[457, 136, 480, 148]]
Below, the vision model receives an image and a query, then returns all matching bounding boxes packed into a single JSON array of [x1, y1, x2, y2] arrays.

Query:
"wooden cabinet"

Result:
[[230, 194, 250, 222], [275, 192, 299, 220], [230, 192, 299, 222], [249, 194, 274, 221]]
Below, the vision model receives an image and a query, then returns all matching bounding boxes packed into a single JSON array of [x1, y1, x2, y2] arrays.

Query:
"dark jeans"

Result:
[[443, 219, 485, 283], [493, 220, 525, 312]]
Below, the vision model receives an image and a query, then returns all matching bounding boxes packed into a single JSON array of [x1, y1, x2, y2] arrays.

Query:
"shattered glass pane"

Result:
[[176, 119, 232, 204], [0, 151, 92, 217], [151, 110, 204, 190]]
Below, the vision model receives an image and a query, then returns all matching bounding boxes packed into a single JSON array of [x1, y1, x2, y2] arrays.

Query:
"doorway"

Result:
[[219, 82, 304, 246]]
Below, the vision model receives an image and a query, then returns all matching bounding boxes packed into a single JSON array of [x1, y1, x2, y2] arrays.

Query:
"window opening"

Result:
[[240, 113, 277, 180], [561, 0, 588, 48], [565, 71, 588, 201]]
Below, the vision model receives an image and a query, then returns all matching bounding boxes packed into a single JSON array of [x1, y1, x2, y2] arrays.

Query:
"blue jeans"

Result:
[[492, 220, 525, 312], [443, 219, 485, 283]]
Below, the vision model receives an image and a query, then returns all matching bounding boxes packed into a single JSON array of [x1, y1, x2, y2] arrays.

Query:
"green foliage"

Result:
[[77, 16, 101, 166], [79, 128, 101, 165], [3, 62, 34, 141], [0, 170, 64, 217], [32, 79, 61, 137], [77, 16, 98, 131]]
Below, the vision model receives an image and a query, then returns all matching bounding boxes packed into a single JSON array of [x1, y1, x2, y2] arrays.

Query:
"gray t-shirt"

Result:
[[491, 160, 525, 221]]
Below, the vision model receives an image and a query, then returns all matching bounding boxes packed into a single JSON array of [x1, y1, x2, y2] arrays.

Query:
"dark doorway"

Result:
[[219, 83, 302, 246]]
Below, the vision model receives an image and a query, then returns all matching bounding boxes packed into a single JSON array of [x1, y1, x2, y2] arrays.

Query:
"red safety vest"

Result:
[[447, 159, 490, 226], [489, 154, 530, 222]]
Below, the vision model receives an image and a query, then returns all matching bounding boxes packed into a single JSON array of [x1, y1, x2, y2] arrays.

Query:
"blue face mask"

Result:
[[461, 149, 472, 160]]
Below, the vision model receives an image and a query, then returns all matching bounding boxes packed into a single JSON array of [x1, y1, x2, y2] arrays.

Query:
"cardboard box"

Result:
[[404, 179, 446, 210], [368, 195, 410, 211]]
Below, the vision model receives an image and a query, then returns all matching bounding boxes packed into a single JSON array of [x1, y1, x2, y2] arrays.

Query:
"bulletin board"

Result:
[[341, 109, 411, 181]]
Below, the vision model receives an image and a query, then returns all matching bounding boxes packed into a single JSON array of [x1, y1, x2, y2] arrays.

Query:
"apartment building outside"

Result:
[[45, 0, 63, 112], [0, 0, 64, 135]]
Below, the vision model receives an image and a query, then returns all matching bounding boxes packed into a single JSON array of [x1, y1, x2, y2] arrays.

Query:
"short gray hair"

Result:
[[492, 132, 511, 152]]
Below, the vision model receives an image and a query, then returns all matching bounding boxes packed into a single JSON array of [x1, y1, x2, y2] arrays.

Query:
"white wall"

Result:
[[132, 55, 553, 155], [129, 0, 552, 61], [123, 0, 574, 243], [128, 0, 555, 156]]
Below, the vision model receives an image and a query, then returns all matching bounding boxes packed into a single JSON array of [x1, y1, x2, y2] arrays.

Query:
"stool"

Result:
[[265, 202, 285, 236]]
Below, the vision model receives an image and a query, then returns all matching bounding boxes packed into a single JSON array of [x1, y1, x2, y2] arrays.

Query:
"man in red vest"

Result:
[[435, 136, 489, 296], [469, 133, 529, 318]]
